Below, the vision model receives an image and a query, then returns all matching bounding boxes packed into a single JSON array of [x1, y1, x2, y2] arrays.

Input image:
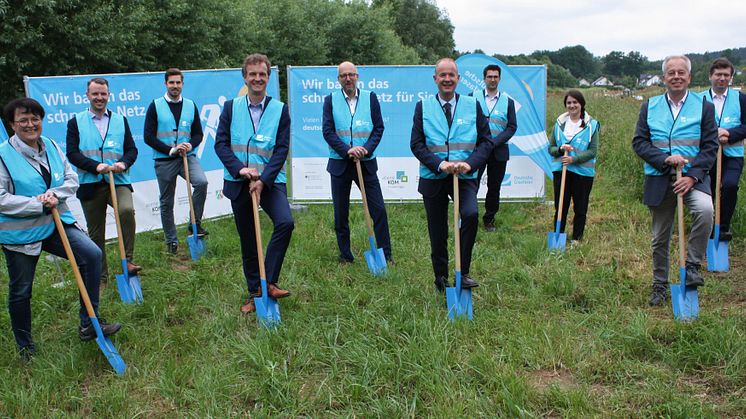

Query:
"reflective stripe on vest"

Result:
[[224, 96, 286, 184], [473, 90, 509, 137], [550, 119, 598, 177], [421, 95, 478, 180], [75, 111, 130, 184], [645, 93, 703, 176], [0, 137, 76, 244], [153, 97, 196, 159], [329, 89, 375, 160], [701, 88, 743, 157]]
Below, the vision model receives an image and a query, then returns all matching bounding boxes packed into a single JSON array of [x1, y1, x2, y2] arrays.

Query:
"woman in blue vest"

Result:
[[0, 98, 121, 363], [548, 90, 600, 243]]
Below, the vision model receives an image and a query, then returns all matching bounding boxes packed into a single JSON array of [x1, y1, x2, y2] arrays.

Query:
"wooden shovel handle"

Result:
[[250, 187, 266, 280], [355, 159, 376, 238], [183, 153, 198, 227], [107, 172, 127, 261], [453, 174, 460, 272], [715, 144, 722, 226], [556, 150, 569, 223], [51, 208, 96, 318], [676, 167, 686, 270]]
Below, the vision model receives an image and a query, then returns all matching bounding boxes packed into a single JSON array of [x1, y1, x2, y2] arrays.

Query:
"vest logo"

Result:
[[456, 118, 466, 125], [181, 120, 189, 126], [723, 116, 733, 124], [107, 140, 116, 147], [680, 116, 688, 123], [354, 120, 369, 127], [255, 134, 268, 142], [54, 172, 62, 181]]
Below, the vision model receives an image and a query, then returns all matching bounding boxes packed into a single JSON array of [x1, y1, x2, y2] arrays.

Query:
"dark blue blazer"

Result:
[[468, 91, 517, 161], [322, 90, 384, 177], [632, 93, 718, 207], [214, 96, 290, 200], [410, 93, 494, 197]]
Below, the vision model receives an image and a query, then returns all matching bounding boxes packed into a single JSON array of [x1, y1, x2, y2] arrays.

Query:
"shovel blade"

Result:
[[364, 246, 388, 276], [115, 273, 136, 304], [706, 239, 729, 272], [128, 274, 143, 303], [187, 232, 206, 261], [671, 267, 699, 321], [89, 317, 126, 375], [547, 231, 567, 252], [254, 295, 282, 329], [445, 287, 473, 320]]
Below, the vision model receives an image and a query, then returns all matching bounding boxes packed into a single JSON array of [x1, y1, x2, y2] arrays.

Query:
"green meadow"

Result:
[[0, 89, 744, 417]]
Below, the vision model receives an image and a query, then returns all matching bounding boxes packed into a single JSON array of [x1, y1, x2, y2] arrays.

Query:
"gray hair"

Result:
[[662, 55, 691, 73]]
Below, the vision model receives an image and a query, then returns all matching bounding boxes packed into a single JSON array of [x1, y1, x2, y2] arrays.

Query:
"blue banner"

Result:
[[26, 68, 281, 183], [0, 122, 7, 142], [456, 54, 553, 176]]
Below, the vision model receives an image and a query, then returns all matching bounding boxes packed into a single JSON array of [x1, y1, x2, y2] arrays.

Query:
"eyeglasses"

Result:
[[339, 73, 358, 79], [14, 117, 42, 126]]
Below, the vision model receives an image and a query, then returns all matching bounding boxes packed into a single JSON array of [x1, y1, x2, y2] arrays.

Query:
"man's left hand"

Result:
[[250, 179, 264, 201], [673, 175, 696, 195], [111, 162, 127, 173], [718, 128, 730, 144], [456, 162, 471, 173], [347, 146, 368, 160]]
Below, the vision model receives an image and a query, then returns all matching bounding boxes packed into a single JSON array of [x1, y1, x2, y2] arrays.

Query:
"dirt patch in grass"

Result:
[[529, 368, 577, 392]]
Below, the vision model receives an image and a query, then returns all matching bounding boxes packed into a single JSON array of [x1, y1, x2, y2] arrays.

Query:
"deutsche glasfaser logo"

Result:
[[723, 116, 733, 124], [255, 134, 267, 142], [54, 172, 62, 181], [107, 140, 116, 147], [456, 118, 465, 125], [680, 116, 687, 123], [501, 173, 512, 186], [396, 171, 408, 183]]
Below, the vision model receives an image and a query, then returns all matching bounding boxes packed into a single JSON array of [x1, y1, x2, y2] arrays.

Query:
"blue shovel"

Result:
[[52, 208, 126, 375], [707, 145, 728, 272], [547, 150, 569, 252], [445, 175, 473, 320], [250, 189, 281, 329], [108, 172, 142, 304], [183, 154, 205, 261], [355, 160, 387, 276], [671, 167, 699, 321]]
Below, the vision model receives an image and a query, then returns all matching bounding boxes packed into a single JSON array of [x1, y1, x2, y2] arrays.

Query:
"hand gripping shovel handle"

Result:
[[355, 159, 376, 238], [182, 153, 199, 228], [453, 175, 461, 287], [107, 172, 128, 263], [51, 208, 97, 319], [556, 149, 570, 228]]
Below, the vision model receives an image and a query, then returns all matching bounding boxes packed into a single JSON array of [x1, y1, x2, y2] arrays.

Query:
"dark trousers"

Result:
[[422, 177, 479, 278], [477, 158, 507, 224], [4, 224, 102, 350], [230, 182, 294, 295], [330, 164, 392, 261], [709, 155, 743, 232], [552, 170, 594, 241]]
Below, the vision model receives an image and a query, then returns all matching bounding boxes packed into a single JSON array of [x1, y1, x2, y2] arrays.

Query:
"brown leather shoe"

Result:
[[267, 283, 290, 299], [240, 299, 256, 313], [127, 261, 142, 275]]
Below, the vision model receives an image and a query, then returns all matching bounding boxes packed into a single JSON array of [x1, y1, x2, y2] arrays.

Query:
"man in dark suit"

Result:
[[632, 54, 718, 307], [471, 64, 517, 231], [322, 61, 391, 264], [214, 53, 293, 314], [410, 58, 494, 292]]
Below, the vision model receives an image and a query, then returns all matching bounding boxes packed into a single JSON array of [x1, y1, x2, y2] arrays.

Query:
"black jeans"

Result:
[[552, 170, 594, 240]]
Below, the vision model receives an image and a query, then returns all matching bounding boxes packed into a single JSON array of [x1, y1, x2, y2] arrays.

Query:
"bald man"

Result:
[[410, 58, 493, 292], [322, 61, 392, 264]]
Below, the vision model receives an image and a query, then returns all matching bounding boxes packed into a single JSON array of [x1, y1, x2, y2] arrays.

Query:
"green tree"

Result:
[[533, 45, 600, 79]]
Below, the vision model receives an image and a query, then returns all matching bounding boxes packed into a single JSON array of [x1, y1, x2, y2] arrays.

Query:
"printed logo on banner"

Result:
[[501, 174, 512, 186], [384, 170, 409, 186], [215, 190, 224, 200]]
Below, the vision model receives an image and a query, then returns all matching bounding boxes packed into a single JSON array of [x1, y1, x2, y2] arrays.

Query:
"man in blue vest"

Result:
[[632, 55, 718, 306], [702, 58, 746, 241], [67, 78, 140, 282], [322, 61, 392, 264], [1, 98, 121, 363], [410, 58, 494, 293], [144, 68, 209, 254], [215, 54, 293, 314], [472, 64, 517, 232]]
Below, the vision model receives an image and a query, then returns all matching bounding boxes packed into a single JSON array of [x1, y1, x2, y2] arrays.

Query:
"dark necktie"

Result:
[[39, 164, 51, 188], [443, 102, 453, 127]]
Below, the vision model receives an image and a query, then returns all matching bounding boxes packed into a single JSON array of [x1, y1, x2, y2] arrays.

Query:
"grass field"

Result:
[[0, 88, 744, 416]]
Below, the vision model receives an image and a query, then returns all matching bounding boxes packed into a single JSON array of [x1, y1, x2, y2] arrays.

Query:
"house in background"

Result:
[[592, 76, 613, 87], [578, 78, 590, 87], [638, 74, 662, 87]]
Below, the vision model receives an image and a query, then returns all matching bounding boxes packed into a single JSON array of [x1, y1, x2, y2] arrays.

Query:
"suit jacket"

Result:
[[322, 90, 384, 178], [632, 92, 718, 207], [214, 95, 290, 200], [410, 93, 494, 197], [468, 91, 517, 161]]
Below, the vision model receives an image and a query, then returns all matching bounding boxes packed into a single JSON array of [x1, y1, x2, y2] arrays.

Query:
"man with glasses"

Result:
[[322, 61, 392, 264], [66, 77, 140, 282]]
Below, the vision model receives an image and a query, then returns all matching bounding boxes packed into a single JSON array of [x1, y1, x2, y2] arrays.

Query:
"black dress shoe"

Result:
[[19, 344, 36, 364], [338, 256, 354, 265], [195, 223, 209, 238], [434, 276, 450, 292], [460, 275, 479, 289], [483, 221, 496, 232], [649, 286, 668, 306], [167, 242, 178, 254], [685, 264, 705, 287], [720, 231, 733, 241], [79, 319, 122, 341]]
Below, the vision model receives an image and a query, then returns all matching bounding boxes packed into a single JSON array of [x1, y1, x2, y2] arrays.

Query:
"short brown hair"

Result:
[[4, 98, 45, 122], [86, 77, 109, 90], [242, 54, 271, 77], [709, 57, 735, 76], [165, 68, 183, 82]]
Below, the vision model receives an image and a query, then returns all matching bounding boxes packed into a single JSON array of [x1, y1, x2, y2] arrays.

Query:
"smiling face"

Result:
[[11, 107, 43, 145], [434, 59, 460, 100], [86, 82, 110, 114], [337, 61, 359, 97], [565, 96, 582, 119], [243, 62, 269, 100], [709, 67, 732, 94], [165, 74, 183, 100], [663, 58, 691, 98]]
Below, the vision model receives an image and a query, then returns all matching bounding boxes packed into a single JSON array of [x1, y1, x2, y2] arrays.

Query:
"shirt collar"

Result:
[[437, 94, 457, 108], [711, 88, 729, 99], [666, 90, 688, 107], [248, 96, 266, 108], [10, 135, 45, 156], [485, 89, 500, 100], [343, 89, 358, 101], [164, 93, 182, 103], [88, 109, 110, 119]]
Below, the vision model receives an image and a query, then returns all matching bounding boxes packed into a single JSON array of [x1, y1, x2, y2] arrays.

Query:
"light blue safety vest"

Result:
[[0, 137, 76, 244], [74, 110, 130, 185], [645, 93, 703, 176], [330, 89, 375, 161], [224, 96, 286, 184], [421, 95, 478, 180], [701, 88, 743, 157], [152, 97, 197, 159], [551, 118, 598, 177], [473, 90, 509, 138]]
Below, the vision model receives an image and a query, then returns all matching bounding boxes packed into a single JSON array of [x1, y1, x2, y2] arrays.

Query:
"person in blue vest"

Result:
[[472, 64, 516, 232], [410, 58, 494, 293], [144, 68, 209, 254], [1, 98, 121, 363], [632, 55, 718, 306], [548, 90, 599, 244], [214, 54, 293, 314], [322, 61, 392, 264], [702, 58, 746, 241], [67, 78, 140, 282]]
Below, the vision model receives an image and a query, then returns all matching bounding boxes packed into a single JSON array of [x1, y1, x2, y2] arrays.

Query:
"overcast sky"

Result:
[[435, 0, 745, 60]]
